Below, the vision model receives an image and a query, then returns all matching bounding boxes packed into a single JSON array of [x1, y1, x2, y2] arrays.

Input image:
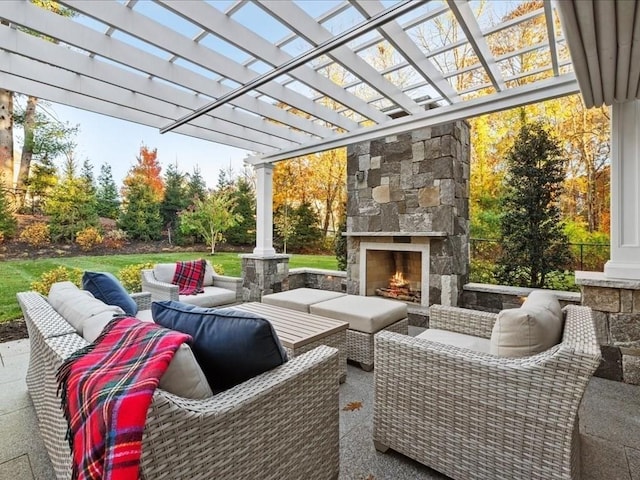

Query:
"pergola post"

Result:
[[252, 162, 276, 257], [604, 100, 640, 280]]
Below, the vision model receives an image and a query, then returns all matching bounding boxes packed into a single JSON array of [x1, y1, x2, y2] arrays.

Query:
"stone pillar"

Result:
[[252, 163, 276, 257], [576, 272, 640, 385], [604, 100, 640, 279], [241, 254, 290, 302]]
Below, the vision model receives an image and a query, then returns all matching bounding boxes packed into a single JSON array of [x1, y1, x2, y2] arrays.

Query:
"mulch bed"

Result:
[[0, 318, 28, 343]]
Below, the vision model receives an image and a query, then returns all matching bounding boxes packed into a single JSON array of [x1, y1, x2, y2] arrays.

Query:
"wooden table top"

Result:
[[232, 302, 348, 349]]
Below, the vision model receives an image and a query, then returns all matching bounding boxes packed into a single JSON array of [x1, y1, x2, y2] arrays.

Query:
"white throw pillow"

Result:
[[48, 282, 124, 335], [490, 290, 563, 358]]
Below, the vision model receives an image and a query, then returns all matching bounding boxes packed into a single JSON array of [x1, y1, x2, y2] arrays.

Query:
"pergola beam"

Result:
[[258, 0, 424, 115], [156, 0, 389, 125], [251, 74, 579, 164], [351, 0, 460, 105]]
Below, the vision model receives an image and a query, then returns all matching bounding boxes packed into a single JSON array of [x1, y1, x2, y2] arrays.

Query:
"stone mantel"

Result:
[[343, 231, 447, 237]]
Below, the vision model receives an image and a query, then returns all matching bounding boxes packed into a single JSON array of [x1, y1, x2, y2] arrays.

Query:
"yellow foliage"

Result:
[[19, 222, 50, 247], [118, 263, 155, 293], [75, 227, 103, 251], [30, 266, 82, 295]]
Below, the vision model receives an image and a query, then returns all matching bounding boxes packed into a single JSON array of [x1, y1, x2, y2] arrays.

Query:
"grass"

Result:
[[0, 251, 338, 322]]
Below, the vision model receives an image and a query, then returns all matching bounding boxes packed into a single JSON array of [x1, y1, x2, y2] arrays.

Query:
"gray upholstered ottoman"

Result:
[[262, 288, 346, 313], [310, 295, 409, 371]]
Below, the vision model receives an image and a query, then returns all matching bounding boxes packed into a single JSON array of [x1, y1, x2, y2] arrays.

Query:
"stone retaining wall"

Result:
[[462, 283, 581, 312]]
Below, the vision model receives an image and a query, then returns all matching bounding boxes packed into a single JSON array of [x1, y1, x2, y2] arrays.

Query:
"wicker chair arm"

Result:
[[141, 345, 340, 478], [130, 291, 152, 311], [428, 304, 497, 339], [211, 274, 243, 300], [140, 269, 179, 302]]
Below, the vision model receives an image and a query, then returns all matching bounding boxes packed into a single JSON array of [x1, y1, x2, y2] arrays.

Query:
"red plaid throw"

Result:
[[172, 259, 207, 295], [57, 317, 190, 480]]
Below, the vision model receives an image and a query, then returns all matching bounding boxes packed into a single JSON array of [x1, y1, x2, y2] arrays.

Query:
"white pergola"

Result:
[[1, 0, 640, 279]]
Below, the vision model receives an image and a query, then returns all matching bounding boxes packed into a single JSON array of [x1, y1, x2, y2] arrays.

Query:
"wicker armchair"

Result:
[[17, 291, 341, 480], [373, 304, 601, 480], [141, 262, 242, 306]]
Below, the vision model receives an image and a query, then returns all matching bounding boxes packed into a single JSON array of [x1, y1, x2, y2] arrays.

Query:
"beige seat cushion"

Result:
[[82, 313, 212, 399], [135, 309, 154, 322], [48, 282, 124, 335], [262, 288, 346, 313], [417, 328, 491, 354], [310, 295, 407, 334], [179, 286, 236, 307], [490, 290, 564, 358]]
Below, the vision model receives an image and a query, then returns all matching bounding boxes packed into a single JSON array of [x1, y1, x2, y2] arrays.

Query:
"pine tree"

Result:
[[45, 158, 99, 242], [496, 122, 572, 288], [118, 146, 164, 240], [161, 162, 190, 244], [186, 166, 207, 204], [225, 176, 256, 245], [80, 158, 95, 194], [96, 163, 120, 219], [118, 181, 163, 241]]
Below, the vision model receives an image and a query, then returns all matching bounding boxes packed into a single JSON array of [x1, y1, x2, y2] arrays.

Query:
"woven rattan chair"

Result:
[[373, 304, 601, 480], [17, 291, 341, 480]]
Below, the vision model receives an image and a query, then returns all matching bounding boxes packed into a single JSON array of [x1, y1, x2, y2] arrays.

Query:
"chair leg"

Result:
[[359, 362, 374, 372], [373, 440, 389, 453]]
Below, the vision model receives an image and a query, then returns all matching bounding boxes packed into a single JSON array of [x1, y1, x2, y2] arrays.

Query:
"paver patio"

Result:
[[1, 328, 638, 480]]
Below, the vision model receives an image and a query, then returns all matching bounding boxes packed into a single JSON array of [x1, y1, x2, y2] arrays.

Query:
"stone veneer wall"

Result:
[[345, 122, 470, 306], [576, 272, 640, 385], [462, 283, 581, 312], [287, 268, 346, 292]]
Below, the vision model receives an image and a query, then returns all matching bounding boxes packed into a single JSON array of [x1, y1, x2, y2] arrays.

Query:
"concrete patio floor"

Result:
[[1, 334, 639, 480]]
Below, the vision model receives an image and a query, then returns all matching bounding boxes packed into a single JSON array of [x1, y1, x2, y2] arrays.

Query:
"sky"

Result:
[[49, 103, 251, 188]]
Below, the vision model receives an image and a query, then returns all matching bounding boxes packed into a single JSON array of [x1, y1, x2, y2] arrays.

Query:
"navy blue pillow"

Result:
[[82, 271, 138, 316], [152, 301, 288, 392]]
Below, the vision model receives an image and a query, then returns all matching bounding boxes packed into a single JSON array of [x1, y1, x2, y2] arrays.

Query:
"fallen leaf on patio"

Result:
[[362, 475, 375, 480], [342, 400, 363, 411]]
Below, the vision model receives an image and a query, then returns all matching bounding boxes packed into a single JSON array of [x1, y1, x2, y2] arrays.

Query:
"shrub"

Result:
[[103, 229, 128, 249], [30, 266, 83, 295], [75, 226, 103, 251], [469, 259, 496, 284], [118, 263, 154, 293], [19, 222, 50, 247], [212, 264, 224, 276]]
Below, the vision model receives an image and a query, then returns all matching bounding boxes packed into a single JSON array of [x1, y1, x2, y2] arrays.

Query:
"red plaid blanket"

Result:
[[57, 317, 190, 480], [172, 259, 207, 295]]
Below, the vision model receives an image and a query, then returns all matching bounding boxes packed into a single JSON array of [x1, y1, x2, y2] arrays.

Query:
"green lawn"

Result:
[[0, 251, 338, 322]]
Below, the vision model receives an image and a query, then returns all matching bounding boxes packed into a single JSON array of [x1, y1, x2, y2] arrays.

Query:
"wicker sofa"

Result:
[[373, 303, 601, 480], [17, 290, 341, 480], [141, 261, 242, 307]]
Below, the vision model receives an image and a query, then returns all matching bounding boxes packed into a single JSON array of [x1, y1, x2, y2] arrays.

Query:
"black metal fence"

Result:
[[470, 238, 610, 272]]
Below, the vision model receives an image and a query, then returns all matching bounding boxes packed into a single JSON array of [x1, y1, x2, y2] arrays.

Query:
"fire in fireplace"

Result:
[[365, 250, 422, 304], [376, 270, 422, 303]]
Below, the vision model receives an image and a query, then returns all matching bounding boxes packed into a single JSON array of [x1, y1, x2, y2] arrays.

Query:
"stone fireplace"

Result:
[[345, 121, 470, 319]]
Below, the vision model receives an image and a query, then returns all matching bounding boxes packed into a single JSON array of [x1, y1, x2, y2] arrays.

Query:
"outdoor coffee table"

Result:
[[233, 302, 348, 383]]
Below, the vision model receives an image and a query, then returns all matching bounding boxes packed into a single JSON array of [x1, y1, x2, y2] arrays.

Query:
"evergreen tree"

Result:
[[118, 146, 164, 240], [225, 176, 256, 245], [96, 163, 120, 219], [496, 122, 572, 288], [0, 172, 17, 239], [25, 157, 57, 214], [118, 182, 163, 241], [186, 166, 207, 204], [45, 158, 99, 242], [161, 162, 190, 244], [80, 158, 95, 194]]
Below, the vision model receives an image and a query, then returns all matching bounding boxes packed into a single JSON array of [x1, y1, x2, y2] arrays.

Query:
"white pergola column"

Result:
[[604, 100, 640, 280], [253, 162, 277, 257]]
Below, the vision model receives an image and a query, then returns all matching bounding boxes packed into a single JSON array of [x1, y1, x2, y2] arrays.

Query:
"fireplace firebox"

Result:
[[359, 241, 430, 307]]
